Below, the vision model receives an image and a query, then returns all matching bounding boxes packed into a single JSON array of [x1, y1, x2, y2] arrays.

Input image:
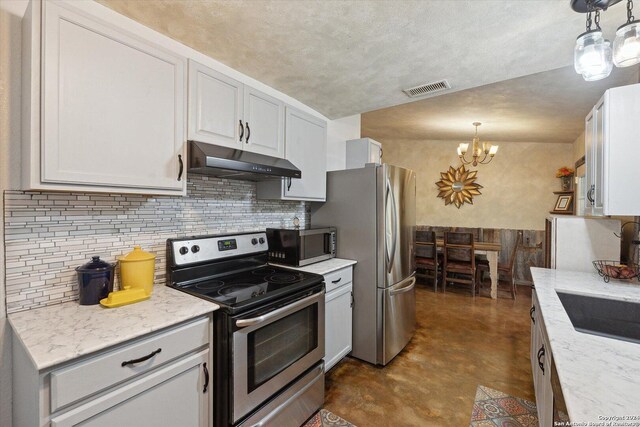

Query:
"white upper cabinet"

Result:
[[285, 108, 327, 200], [188, 60, 244, 149], [188, 61, 284, 157], [257, 107, 327, 201], [23, 0, 187, 195], [584, 83, 640, 216], [346, 138, 383, 169], [243, 87, 285, 157]]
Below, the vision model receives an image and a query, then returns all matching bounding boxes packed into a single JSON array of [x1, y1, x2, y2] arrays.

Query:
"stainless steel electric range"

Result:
[[166, 231, 325, 427]]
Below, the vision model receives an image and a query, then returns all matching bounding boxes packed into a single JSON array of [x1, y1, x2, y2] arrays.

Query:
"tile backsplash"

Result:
[[3, 175, 309, 314]]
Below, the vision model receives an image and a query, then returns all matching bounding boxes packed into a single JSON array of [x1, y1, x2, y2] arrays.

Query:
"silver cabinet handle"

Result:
[[236, 291, 324, 328], [390, 277, 416, 296]]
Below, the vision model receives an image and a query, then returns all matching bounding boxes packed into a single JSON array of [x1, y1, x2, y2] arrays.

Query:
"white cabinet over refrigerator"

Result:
[[346, 138, 383, 169]]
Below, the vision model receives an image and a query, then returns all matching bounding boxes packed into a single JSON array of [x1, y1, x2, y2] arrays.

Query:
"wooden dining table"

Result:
[[428, 239, 502, 299]]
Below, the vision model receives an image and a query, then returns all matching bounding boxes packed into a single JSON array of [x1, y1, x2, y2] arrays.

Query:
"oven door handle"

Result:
[[235, 291, 324, 328]]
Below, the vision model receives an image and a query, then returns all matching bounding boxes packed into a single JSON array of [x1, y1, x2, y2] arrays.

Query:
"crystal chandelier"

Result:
[[457, 122, 499, 167]]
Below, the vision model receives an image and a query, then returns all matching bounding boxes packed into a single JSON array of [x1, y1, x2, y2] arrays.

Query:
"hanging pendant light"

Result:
[[457, 122, 498, 167], [575, 10, 614, 81], [613, 0, 640, 66]]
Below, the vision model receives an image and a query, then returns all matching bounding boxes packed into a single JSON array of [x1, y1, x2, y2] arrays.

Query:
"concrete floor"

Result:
[[323, 282, 535, 427]]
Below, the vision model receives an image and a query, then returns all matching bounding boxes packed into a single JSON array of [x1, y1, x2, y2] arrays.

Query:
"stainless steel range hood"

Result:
[[188, 141, 301, 181]]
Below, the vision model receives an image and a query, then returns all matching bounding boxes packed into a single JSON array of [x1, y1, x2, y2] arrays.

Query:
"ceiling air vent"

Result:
[[402, 79, 451, 98]]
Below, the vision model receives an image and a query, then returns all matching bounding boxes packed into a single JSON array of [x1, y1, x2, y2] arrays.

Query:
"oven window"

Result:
[[303, 234, 329, 260], [247, 305, 318, 392]]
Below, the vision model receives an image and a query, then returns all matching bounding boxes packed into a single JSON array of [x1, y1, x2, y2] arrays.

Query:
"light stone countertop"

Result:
[[530, 267, 640, 422], [270, 258, 357, 275], [9, 285, 219, 370]]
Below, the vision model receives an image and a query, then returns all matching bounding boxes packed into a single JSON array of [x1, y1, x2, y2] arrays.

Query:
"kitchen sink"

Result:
[[556, 291, 640, 344]]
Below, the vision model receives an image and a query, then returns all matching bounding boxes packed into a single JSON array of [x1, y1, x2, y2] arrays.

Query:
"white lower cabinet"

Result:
[[322, 266, 354, 371], [531, 290, 553, 427], [13, 316, 213, 427], [50, 350, 209, 427]]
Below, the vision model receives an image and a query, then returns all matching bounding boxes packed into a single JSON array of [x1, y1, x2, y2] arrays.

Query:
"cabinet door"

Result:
[[284, 107, 327, 200], [541, 346, 554, 427], [41, 1, 185, 192], [593, 98, 605, 215], [50, 350, 210, 427], [324, 283, 353, 371], [530, 295, 538, 387], [368, 140, 383, 164], [188, 60, 244, 149], [584, 110, 595, 215], [243, 86, 284, 158]]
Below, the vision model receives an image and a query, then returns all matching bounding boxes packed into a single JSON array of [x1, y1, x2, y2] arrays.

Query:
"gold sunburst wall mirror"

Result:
[[436, 165, 483, 208]]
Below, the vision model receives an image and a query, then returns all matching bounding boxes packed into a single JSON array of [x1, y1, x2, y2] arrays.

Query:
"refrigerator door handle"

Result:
[[390, 277, 416, 296], [386, 177, 398, 274]]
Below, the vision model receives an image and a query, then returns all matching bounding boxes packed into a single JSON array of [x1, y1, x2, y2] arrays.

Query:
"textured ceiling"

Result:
[[361, 66, 640, 144], [97, 0, 630, 119]]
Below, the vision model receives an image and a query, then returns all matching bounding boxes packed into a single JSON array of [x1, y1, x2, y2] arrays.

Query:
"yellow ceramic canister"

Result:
[[119, 246, 156, 295]]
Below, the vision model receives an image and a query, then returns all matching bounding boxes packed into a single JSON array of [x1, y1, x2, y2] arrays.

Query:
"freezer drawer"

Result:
[[378, 275, 416, 365]]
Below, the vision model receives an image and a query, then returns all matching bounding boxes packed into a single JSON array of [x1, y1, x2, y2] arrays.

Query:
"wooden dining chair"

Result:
[[415, 230, 439, 292], [477, 232, 522, 299], [443, 232, 477, 297]]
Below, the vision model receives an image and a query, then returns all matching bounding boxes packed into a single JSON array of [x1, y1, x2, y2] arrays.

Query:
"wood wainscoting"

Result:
[[417, 226, 545, 286]]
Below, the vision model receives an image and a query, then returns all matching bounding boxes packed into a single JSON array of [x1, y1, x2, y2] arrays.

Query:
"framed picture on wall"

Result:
[[554, 194, 573, 212]]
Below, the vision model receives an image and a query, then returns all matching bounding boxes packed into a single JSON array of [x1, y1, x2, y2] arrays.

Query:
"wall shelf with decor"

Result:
[[549, 191, 575, 215]]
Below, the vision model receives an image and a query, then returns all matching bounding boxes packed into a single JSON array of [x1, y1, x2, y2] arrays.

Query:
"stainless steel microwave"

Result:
[[266, 227, 336, 267]]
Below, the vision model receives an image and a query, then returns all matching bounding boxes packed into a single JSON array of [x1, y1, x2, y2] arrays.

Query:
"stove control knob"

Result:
[[259, 237, 265, 244], [251, 238, 258, 245], [191, 245, 200, 253], [179, 246, 189, 255]]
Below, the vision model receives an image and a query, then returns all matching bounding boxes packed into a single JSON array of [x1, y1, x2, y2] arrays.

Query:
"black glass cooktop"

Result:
[[173, 266, 323, 310]]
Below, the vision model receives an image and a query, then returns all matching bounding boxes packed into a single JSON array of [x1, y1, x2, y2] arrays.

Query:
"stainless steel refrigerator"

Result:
[[311, 164, 416, 365]]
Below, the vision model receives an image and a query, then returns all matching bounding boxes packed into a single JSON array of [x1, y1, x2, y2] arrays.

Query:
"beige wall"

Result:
[[573, 131, 585, 178], [381, 139, 574, 230]]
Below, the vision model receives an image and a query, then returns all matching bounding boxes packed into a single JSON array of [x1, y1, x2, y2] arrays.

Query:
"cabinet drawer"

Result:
[[50, 317, 209, 412], [324, 267, 353, 293]]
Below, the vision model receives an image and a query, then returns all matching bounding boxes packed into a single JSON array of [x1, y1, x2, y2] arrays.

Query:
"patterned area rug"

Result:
[[470, 385, 538, 427], [303, 409, 355, 427]]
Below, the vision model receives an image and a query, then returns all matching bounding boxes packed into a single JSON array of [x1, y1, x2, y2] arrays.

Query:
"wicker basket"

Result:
[[592, 260, 640, 283]]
